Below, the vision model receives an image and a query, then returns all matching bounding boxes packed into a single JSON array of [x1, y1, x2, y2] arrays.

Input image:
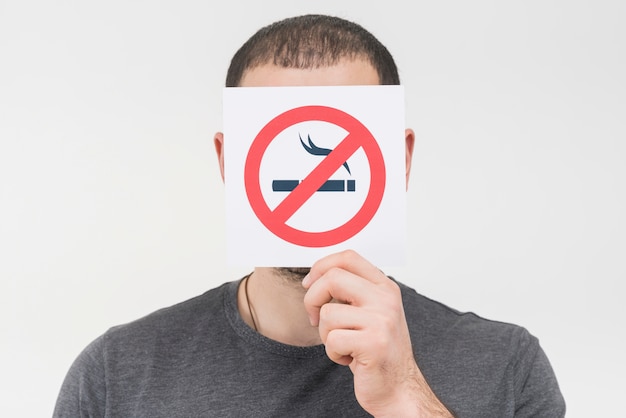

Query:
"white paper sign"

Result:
[[223, 85, 406, 267]]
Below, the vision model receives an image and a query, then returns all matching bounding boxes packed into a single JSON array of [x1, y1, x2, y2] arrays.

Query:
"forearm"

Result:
[[374, 366, 454, 418]]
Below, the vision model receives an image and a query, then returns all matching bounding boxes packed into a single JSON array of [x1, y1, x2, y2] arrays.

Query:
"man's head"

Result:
[[214, 15, 414, 280], [225, 14, 400, 88]]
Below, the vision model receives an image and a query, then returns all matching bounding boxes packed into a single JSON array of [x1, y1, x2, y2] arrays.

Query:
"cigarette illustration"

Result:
[[272, 134, 355, 193], [273, 179, 356, 192]]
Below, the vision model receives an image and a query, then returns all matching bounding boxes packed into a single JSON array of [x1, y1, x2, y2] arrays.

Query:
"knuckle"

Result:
[[326, 266, 343, 282], [319, 302, 331, 320], [369, 330, 390, 353], [325, 328, 336, 344], [339, 249, 359, 264], [325, 329, 340, 350], [384, 277, 401, 294]]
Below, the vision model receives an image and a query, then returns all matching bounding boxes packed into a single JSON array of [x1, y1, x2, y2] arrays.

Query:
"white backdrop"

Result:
[[1, 1, 624, 416]]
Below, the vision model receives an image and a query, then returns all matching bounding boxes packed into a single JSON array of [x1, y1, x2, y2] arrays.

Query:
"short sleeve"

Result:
[[53, 335, 107, 418], [514, 333, 566, 418]]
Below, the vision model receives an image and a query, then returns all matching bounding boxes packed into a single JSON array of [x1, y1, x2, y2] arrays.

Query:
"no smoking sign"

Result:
[[224, 86, 407, 267], [246, 105, 385, 248]]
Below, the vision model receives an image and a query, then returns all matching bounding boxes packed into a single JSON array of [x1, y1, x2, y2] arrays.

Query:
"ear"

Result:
[[404, 128, 415, 190], [214, 132, 225, 182]]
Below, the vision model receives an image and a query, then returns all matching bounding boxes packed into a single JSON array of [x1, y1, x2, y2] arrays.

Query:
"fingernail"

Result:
[[302, 274, 310, 287]]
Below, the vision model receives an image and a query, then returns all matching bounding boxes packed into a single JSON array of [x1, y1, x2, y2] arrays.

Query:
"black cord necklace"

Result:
[[243, 274, 258, 332]]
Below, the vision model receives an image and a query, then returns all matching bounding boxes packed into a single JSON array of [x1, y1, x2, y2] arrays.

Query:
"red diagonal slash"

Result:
[[271, 132, 360, 224]]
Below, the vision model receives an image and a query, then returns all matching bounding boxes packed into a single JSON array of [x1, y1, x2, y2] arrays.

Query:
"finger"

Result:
[[317, 302, 364, 344], [324, 328, 362, 366], [302, 249, 386, 289], [303, 268, 382, 326]]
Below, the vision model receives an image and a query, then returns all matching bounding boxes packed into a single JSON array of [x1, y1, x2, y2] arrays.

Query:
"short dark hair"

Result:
[[225, 14, 400, 87]]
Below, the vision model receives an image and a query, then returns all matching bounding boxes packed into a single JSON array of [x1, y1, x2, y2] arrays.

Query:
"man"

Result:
[[54, 15, 565, 417]]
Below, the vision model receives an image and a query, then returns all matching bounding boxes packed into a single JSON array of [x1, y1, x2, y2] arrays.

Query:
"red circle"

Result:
[[244, 105, 385, 247]]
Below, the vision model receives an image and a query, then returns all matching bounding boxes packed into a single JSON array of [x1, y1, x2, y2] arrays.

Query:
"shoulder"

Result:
[[396, 280, 565, 416], [54, 282, 235, 417], [397, 280, 541, 369], [397, 280, 533, 348], [103, 281, 231, 345], [54, 282, 237, 416]]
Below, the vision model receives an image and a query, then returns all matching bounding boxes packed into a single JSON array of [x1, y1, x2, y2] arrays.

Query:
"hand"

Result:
[[302, 250, 452, 417]]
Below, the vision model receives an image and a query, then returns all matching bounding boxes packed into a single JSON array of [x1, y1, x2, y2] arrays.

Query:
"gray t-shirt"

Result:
[[53, 280, 565, 417]]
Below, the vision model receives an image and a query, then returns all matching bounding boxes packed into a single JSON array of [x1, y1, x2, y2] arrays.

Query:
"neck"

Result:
[[237, 267, 322, 347]]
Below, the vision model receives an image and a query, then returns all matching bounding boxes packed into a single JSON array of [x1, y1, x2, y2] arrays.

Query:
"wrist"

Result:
[[374, 367, 453, 418]]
